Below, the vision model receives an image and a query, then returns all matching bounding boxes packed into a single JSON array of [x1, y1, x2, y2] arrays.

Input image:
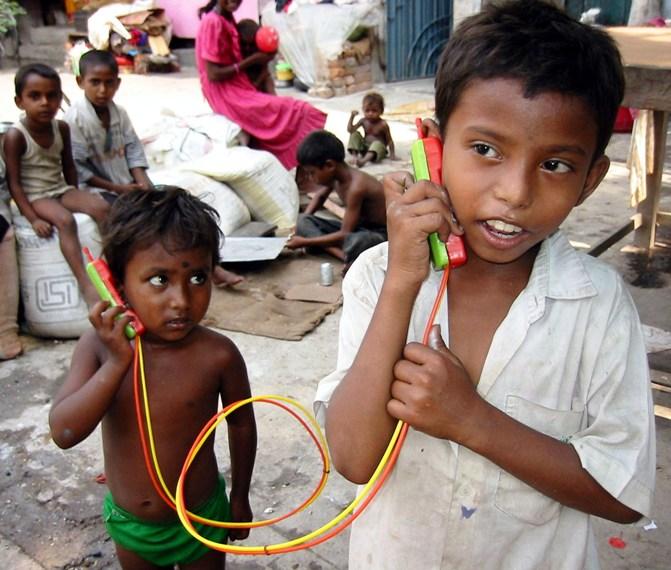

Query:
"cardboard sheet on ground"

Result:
[[203, 254, 343, 341], [221, 237, 288, 262]]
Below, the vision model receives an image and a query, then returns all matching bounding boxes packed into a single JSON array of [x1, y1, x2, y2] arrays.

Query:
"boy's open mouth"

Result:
[[483, 219, 524, 238]]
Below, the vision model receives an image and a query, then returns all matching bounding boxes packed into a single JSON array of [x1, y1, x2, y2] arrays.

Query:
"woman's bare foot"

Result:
[[0, 332, 22, 360], [213, 266, 244, 287]]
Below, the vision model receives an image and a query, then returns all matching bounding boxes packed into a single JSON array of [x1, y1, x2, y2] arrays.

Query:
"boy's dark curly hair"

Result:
[[14, 63, 61, 97], [297, 130, 345, 167], [102, 187, 223, 282], [435, 0, 624, 158]]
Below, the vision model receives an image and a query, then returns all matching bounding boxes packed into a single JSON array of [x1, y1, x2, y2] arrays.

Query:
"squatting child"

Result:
[[287, 130, 387, 272], [347, 91, 396, 167], [64, 49, 152, 200], [49, 187, 257, 569], [315, 2, 655, 568], [4, 63, 109, 306]]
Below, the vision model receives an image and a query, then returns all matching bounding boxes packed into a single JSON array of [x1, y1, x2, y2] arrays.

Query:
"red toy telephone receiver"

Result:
[[410, 118, 467, 270], [83, 248, 145, 339]]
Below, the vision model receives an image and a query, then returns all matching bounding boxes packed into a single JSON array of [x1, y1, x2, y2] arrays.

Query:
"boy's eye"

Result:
[[190, 272, 208, 285], [542, 159, 572, 173], [149, 275, 168, 286], [473, 143, 498, 158]]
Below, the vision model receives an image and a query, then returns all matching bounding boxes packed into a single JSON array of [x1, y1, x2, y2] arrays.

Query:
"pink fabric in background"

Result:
[[196, 11, 326, 169], [158, 0, 259, 38]]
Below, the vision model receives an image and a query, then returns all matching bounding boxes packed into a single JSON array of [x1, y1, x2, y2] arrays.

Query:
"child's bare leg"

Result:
[[324, 245, 345, 261], [31, 198, 99, 306], [114, 543, 165, 569], [61, 188, 111, 230], [213, 265, 244, 287], [184, 547, 226, 569], [356, 151, 376, 167], [0, 226, 22, 360]]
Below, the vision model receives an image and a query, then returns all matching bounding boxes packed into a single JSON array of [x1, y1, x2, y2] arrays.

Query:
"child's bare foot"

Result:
[[213, 266, 244, 287], [0, 332, 22, 360]]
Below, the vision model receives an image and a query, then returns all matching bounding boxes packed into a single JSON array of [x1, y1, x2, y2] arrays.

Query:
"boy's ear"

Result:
[[14, 95, 23, 110], [577, 154, 610, 206], [424, 118, 443, 141], [76, 74, 84, 88]]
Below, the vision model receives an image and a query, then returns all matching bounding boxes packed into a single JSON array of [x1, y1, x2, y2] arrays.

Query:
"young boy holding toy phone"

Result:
[[314, 2, 655, 568], [49, 188, 256, 569]]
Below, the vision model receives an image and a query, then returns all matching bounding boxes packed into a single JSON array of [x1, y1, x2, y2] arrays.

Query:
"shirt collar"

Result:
[[527, 230, 598, 306]]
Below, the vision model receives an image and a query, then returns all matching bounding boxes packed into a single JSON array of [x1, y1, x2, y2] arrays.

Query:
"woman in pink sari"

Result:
[[196, 0, 327, 170]]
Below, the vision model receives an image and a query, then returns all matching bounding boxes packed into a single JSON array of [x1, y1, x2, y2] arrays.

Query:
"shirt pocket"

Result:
[[494, 395, 584, 525]]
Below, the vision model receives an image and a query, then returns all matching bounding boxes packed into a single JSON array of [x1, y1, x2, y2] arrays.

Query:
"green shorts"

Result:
[[103, 476, 230, 566], [347, 131, 388, 161]]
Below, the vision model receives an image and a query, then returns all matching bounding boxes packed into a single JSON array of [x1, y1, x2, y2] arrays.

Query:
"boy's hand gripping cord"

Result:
[[131, 118, 467, 554], [83, 248, 145, 339]]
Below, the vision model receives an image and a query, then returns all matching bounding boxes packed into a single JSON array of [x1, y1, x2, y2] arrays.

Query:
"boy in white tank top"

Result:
[[4, 63, 111, 306]]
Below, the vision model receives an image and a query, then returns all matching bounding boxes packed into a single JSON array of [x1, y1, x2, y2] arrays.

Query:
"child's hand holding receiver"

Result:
[[88, 301, 134, 368], [388, 324, 487, 446], [382, 171, 461, 287]]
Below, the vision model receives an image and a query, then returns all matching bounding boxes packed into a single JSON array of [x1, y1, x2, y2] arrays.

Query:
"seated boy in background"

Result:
[[347, 91, 396, 167], [287, 130, 387, 273], [316, 1, 655, 568], [4, 63, 108, 306], [66, 49, 243, 287], [237, 19, 276, 95], [64, 49, 152, 201]]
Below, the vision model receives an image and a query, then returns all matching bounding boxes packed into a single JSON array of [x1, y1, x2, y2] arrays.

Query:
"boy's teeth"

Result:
[[486, 220, 522, 234]]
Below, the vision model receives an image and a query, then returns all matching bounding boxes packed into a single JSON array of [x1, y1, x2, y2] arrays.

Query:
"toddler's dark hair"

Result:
[[102, 187, 223, 282], [363, 92, 384, 112], [435, 0, 624, 157], [79, 49, 119, 77], [14, 63, 61, 97], [297, 130, 345, 167], [237, 18, 259, 42]]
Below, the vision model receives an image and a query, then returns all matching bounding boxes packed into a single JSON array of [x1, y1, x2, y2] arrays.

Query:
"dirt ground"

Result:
[[1, 70, 670, 569]]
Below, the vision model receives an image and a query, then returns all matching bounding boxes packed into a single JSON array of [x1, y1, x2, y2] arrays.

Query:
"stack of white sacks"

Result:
[[14, 110, 299, 338]]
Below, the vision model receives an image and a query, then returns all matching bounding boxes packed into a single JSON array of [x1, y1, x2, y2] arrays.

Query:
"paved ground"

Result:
[[0, 69, 670, 569]]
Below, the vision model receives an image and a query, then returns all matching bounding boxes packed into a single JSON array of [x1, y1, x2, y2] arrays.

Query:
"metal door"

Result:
[[565, 0, 632, 24], [386, 0, 453, 82]]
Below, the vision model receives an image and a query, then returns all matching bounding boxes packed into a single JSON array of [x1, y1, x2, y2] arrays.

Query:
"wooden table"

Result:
[[592, 27, 671, 257]]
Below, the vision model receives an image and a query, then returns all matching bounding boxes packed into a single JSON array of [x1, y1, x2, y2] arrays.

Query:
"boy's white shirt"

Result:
[[64, 96, 148, 187], [314, 231, 655, 570]]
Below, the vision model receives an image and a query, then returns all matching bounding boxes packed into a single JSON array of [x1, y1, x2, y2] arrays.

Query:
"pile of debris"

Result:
[[68, 1, 177, 74]]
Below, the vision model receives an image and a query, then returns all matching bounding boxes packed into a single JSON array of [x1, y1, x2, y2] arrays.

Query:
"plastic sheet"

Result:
[[261, 1, 382, 88]]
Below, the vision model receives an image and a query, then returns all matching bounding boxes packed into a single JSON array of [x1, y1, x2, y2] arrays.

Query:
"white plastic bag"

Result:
[[151, 169, 251, 236], [186, 147, 299, 230]]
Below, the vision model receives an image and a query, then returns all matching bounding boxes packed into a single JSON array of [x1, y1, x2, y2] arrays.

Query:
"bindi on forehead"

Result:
[[181, 261, 190, 268]]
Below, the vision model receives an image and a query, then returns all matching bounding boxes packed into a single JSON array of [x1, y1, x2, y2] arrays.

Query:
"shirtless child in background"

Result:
[[287, 130, 387, 273]]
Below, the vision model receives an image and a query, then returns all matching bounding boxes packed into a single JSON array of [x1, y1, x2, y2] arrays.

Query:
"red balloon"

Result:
[[256, 25, 279, 53]]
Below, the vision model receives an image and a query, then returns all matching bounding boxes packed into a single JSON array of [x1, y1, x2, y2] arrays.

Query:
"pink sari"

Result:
[[196, 11, 327, 169]]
